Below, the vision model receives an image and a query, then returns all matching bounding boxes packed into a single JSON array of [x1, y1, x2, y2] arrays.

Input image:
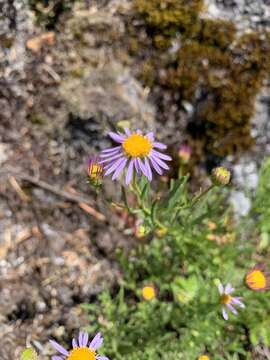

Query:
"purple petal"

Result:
[[134, 158, 141, 174], [153, 142, 166, 150], [104, 157, 126, 176], [222, 307, 228, 320], [144, 158, 153, 181], [108, 132, 125, 143], [78, 332, 84, 347], [137, 158, 148, 178], [150, 155, 169, 170], [72, 338, 78, 348], [50, 340, 69, 356], [82, 332, 89, 347], [231, 297, 245, 308], [111, 158, 128, 180], [89, 332, 103, 350], [150, 157, 163, 175], [126, 159, 135, 185], [227, 303, 238, 315], [218, 283, 224, 295], [100, 149, 122, 158], [225, 283, 234, 295], [100, 152, 124, 163], [151, 149, 172, 161], [146, 132, 154, 142], [136, 129, 142, 134], [52, 356, 64, 360], [124, 128, 131, 136], [97, 356, 109, 360], [101, 146, 122, 154]]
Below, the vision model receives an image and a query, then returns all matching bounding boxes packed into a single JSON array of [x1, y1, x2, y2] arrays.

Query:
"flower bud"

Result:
[[87, 156, 104, 186], [155, 228, 168, 238], [20, 348, 39, 360], [178, 145, 192, 164], [211, 167, 231, 186]]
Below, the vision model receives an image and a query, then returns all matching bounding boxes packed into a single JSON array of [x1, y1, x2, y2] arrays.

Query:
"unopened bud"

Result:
[[178, 145, 192, 164], [211, 167, 231, 186], [20, 348, 38, 360]]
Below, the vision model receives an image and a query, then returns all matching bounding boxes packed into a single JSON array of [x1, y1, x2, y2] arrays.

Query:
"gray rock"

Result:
[[230, 190, 251, 217]]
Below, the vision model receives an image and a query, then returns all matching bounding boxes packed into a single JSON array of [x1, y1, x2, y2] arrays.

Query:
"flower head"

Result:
[[142, 285, 156, 300], [245, 264, 270, 291], [178, 145, 192, 164], [87, 156, 104, 185], [100, 129, 172, 184], [218, 283, 245, 320], [50, 331, 109, 360], [211, 167, 231, 186], [198, 355, 210, 360]]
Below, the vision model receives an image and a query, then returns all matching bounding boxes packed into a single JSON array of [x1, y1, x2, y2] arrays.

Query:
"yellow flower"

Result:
[[123, 133, 153, 158], [142, 285, 156, 300], [245, 265, 270, 291], [198, 355, 210, 360]]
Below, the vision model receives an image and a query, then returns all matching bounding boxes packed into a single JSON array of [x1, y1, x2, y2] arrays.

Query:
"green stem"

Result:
[[190, 184, 215, 208]]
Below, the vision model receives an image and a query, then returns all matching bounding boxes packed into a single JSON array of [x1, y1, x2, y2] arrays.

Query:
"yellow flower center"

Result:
[[246, 270, 266, 289], [142, 286, 156, 300], [122, 134, 152, 158], [198, 356, 210, 360], [88, 164, 103, 179], [220, 294, 232, 305], [67, 348, 96, 360]]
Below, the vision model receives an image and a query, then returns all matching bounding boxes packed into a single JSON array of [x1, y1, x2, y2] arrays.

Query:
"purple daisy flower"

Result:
[[218, 283, 245, 320], [50, 331, 109, 360], [100, 128, 172, 184]]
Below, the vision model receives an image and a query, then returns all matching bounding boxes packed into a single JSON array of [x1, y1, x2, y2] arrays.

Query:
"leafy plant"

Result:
[[84, 160, 270, 359]]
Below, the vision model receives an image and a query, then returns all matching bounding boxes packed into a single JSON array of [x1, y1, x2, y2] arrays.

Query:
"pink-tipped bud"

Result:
[[178, 145, 192, 164]]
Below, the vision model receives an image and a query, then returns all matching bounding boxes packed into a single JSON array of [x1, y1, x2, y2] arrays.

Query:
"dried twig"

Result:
[[1, 167, 106, 222]]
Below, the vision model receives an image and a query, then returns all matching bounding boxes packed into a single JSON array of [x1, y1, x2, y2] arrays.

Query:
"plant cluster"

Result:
[[18, 129, 270, 359], [81, 129, 270, 359]]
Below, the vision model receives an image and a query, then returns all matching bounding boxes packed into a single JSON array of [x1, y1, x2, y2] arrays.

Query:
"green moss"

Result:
[[132, 0, 270, 156], [134, 0, 203, 38]]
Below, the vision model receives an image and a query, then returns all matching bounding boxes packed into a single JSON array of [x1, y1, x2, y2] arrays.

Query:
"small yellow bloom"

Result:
[[245, 265, 270, 291], [20, 348, 38, 360], [142, 285, 156, 300], [135, 225, 147, 239], [198, 355, 210, 360], [211, 167, 231, 186]]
